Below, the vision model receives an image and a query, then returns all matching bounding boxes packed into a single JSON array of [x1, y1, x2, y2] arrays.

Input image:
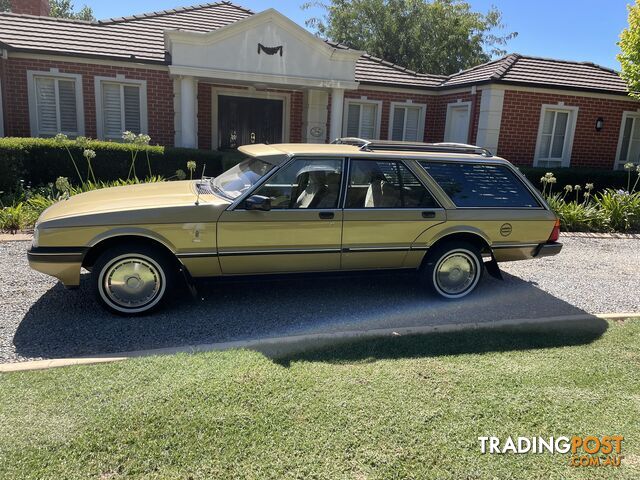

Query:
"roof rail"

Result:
[[331, 138, 493, 157]]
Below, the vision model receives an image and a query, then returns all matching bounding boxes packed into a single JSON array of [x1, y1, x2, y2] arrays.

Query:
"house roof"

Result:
[[0, 3, 629, 95], [442, 53, 628, 94], [0, 2, 253, 63]]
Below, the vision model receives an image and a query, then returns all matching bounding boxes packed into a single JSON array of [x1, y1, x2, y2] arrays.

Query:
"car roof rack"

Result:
[[331, 138, 493, 157]]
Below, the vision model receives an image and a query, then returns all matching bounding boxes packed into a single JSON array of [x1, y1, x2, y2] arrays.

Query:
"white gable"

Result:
[[166, 9, 361, 89]]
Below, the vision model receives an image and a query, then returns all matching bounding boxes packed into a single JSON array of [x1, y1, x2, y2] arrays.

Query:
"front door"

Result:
[[218, 95, 283, 149], [217, 158, 344, 274], [341, 159, 445, 270]]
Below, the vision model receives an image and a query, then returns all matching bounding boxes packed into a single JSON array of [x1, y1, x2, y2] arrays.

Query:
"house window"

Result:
[[27, 71, 84, 137], [343, 99, 381, 139], [95, 77, 147, 140], [534, 105, 578, 168], [616, 112, 640, 170], [390, 103, 426, 141]]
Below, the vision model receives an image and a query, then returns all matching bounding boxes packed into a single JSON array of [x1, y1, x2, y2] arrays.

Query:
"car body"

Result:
[[28, 140, 562, 314]]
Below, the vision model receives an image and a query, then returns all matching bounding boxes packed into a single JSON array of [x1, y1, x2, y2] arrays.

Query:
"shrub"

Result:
[[0, 203, 28, 233], [594, 189, 640, 232], [0, 137, 224, 193], [520, 167, 629, 195]]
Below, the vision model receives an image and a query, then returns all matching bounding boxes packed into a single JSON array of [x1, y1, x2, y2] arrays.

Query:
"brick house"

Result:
[[0, 0, 636, 170]]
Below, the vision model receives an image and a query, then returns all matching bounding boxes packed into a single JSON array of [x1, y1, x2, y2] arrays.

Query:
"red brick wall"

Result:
[[343, 87, 481, 143], [427, 91, 481, 144], [498, 89, 639, 169], [196, 83, 303, 150], [3, 57, 174, 146], [344, 88, 436, 141]]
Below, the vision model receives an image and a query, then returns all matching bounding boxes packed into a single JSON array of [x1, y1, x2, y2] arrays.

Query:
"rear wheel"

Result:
[[422, 241, 483, 299], [92, 244, 175, 315]]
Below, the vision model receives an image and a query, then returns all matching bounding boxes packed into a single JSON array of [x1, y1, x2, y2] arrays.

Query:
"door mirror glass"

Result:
[[244, 195, 272, 211]]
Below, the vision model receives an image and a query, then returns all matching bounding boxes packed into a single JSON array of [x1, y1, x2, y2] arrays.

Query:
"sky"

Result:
[[81, 0, 633, 71]]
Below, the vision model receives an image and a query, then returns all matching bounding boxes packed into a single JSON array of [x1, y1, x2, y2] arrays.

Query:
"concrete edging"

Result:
[[1, 312, 636, 373]]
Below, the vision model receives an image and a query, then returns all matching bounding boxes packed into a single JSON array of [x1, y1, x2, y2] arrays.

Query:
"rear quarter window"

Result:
[[419, 162, 540, 208]]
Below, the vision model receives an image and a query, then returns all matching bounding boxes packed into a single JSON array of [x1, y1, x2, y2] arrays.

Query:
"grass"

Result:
[[1, 319, 639, 479]]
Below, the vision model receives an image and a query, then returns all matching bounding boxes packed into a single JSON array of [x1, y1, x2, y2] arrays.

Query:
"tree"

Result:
[[303, 0, 516, 75], [619, 0, 640, 98], [49, 0, 95, 21]]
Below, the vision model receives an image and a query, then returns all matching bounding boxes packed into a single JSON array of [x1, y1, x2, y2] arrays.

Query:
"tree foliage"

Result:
[[303, 0, 516, 75], [618, 0, 640, 98], [49, 0, 95, 21]]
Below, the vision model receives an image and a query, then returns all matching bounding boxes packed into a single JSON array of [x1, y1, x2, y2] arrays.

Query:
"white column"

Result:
[[303, 89, 329, 144], [329, 87, 344, 142], [475, 86, 505, 154], [179, 76, 197, 148]]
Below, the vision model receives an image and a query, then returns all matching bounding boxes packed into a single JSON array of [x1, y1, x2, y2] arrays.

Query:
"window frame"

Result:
[[231, 156, 347, 211], [0, 78, 4, 137], [388, 101, 426, 142], [443, 101, 472, 144], [27, 70, 84, 137], [418, 159, 544, 210], [614, 111, 640, 170], [343, 157, 442, 210], [94, 76, 148, 141], [342, 98, 383, 139], [533, 104, 579, 168]]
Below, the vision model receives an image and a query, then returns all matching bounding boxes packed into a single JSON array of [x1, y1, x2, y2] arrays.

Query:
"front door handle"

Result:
[[319, 211, 334, 220], [422, 211, 436, 219]]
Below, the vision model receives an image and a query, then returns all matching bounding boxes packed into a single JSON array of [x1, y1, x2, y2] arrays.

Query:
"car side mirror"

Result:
[[244, 195, 271, 211]]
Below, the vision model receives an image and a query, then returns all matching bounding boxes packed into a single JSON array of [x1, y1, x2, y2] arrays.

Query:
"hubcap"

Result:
[[435, 252, 476, 295], [103, 257, 162, 309]]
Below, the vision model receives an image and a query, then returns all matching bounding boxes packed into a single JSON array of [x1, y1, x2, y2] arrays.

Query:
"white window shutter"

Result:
[[35, 77, 58, 135], [346, 104, 360, 137], [123, 85, 141, 133], [102, 83, 122, 138], [391, 107, 405, 141], [360, 104, 376, 139], [57, 79, 78, 134], [404, 107, 420, 141]]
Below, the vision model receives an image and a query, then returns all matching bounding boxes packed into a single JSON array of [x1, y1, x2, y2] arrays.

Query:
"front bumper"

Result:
[[533, 242, 563, 258], [27, 247, 87, 287]]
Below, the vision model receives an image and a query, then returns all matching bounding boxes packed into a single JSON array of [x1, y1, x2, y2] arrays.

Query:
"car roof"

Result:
[[238, 143, 513, 165]]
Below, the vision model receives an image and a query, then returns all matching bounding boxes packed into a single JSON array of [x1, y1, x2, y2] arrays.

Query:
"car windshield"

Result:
[[211, 157, 275, 200]]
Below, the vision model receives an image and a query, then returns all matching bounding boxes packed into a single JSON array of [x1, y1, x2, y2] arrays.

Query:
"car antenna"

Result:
[[195, 164, 206, 206]]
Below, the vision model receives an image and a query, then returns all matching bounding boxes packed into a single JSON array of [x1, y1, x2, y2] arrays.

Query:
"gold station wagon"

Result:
[[28, 140, 562, 315]]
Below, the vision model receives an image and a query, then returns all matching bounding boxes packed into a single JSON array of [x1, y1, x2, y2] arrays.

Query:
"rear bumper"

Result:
[[533, 242, 563, 258], [27, 247, 87, 287]]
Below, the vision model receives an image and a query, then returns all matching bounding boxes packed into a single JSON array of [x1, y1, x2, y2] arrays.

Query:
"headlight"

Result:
[[32, 225, 40, 248]]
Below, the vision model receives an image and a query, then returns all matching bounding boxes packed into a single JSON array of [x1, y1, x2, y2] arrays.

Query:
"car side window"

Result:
[[345, 159, 439, 208], [419, 161, 540, 208], [253, 158, 343, 209]]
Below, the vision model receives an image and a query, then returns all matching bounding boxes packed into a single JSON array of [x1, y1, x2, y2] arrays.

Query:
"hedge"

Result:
[[519, 166, 630, 194], [0, 137, 226, 193]]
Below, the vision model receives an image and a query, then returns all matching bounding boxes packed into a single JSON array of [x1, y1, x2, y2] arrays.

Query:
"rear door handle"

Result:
[[319, 211, 334, 220], [422, 211, 436, 219]]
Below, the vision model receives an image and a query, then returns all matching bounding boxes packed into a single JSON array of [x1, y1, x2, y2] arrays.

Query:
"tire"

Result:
[[92, 244, 175, 315], [421, 241, 483, 299]]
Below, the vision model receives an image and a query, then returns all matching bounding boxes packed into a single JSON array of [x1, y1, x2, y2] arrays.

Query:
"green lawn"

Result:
[[1, 318, 639, 480]]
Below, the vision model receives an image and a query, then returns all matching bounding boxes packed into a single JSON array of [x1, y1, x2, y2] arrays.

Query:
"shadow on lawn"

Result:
[[273, 317, 609, 367], [13, 269, 606, 360]]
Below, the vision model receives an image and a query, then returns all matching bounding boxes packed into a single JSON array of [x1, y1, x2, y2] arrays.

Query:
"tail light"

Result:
[[548, 218, 560, 242]]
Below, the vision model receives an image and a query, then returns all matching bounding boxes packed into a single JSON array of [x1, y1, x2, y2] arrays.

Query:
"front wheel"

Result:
[[92, 245, 175, 315], [422, 241, 483, 299]]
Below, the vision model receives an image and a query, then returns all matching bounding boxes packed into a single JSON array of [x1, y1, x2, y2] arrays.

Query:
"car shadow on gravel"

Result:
[[13, 270, 603, 361]]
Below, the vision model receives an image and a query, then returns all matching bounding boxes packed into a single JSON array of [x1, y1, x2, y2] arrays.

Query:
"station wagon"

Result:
[[28, 140, 562, 315]]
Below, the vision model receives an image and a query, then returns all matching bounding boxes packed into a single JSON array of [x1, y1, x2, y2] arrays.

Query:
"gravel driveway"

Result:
[[1, 236, 638, 363]]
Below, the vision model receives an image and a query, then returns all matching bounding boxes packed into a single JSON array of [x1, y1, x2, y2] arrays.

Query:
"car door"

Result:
[[341, 158, 445, 270], [217, 157, 344, 274]]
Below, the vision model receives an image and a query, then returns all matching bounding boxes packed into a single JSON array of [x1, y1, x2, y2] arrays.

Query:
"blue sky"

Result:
[[82, 0, 633, 71]]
